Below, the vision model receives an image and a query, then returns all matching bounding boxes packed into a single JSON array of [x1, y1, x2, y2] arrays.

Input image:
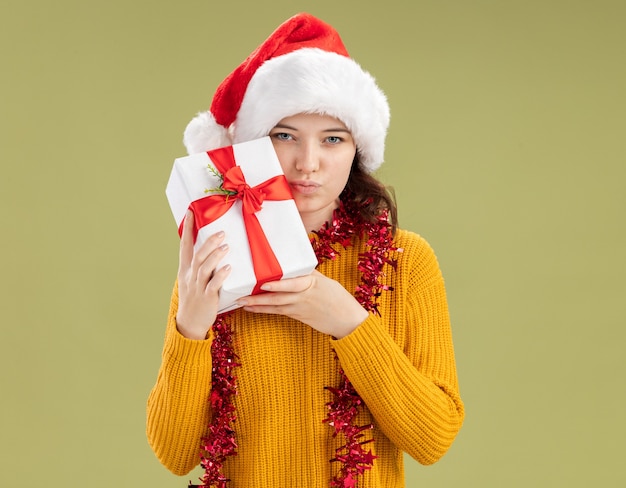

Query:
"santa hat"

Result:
[[183, 12, 390, 173]]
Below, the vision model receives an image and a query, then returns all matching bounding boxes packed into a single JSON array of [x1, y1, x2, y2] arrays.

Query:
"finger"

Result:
[[240, 297, 287, 313], [179, 210, 194, 272], [191, 231, 226, 274], [238, 290, 297, 308], [242, 304, 284, 315], [195, 242, 229, 285], [205, 264, 232, 294], [259, 275, 313, 293]]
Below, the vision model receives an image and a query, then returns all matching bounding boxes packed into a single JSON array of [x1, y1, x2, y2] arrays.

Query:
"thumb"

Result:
[[179, 210, 194, 271]]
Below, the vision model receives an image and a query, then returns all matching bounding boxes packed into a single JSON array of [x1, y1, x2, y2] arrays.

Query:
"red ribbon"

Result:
[[180, 145, 293, 295]]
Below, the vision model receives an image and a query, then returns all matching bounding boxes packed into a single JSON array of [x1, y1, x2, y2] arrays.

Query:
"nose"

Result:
[[295, 140, 319, 174]]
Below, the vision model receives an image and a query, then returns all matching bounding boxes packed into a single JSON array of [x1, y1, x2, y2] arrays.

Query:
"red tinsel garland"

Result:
[[313, 197, 399, 487], [194, 312, 239, 488], [191, 196, 399, 488]]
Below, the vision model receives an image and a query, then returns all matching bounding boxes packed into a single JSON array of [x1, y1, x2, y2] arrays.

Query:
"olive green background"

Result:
[[1, 0, 624, 486]]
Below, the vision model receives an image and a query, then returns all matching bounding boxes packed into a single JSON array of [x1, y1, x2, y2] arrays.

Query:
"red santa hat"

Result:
[[183, 12, 390, 173]]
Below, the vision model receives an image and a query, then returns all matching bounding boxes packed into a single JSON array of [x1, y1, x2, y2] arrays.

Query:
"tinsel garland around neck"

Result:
[[191, 194, 400, 488]]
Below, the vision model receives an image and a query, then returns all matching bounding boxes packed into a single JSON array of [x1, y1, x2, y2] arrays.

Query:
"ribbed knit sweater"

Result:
[[146, 229, 464, 487]]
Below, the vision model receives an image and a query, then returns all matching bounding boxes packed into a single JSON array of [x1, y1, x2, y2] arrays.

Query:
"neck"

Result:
[[299, 199, 342, 233], [301, 215, 329, 234]]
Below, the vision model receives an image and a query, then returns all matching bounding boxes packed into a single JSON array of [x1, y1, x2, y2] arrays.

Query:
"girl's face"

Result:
[[269, 113, 356, 233]]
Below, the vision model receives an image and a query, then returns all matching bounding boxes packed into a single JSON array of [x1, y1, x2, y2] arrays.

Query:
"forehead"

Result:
[[275, 112, 350, 131]]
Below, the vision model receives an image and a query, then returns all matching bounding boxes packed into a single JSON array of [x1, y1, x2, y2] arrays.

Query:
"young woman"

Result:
[[147, 12, 464, 488]]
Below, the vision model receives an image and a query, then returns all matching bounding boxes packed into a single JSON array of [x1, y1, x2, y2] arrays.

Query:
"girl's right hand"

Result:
[[175, 211, 231, 340]]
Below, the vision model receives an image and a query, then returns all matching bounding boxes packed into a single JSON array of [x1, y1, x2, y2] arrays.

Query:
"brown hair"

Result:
[[342, 156, 398, 235]]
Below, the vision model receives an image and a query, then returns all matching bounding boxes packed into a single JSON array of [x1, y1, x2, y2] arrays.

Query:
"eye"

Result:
[[325, 135, 342, 144], [271, 132, 293, 141]]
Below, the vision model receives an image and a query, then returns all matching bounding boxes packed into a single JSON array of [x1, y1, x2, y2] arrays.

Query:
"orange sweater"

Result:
[[146, 229, 464, 486]]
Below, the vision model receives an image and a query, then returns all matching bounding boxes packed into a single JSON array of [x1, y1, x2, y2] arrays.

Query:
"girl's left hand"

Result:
[[237, 270, 369, 338]]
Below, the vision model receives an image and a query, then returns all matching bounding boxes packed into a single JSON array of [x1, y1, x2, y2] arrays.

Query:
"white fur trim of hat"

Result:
[[183, 13, 390, 173]]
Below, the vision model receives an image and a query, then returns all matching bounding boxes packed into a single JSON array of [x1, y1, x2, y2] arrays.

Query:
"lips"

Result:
[[289, 180, 321, 195]]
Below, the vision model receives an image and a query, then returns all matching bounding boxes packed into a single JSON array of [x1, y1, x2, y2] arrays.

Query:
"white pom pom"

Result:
[[183, 111, 232, 154]]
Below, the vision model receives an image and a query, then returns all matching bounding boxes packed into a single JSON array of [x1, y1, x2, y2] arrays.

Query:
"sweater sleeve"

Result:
[[146, 282, 214, 475], [331, 232, 464, 465]]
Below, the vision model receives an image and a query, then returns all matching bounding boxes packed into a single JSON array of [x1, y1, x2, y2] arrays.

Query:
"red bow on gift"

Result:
[[181, 145, 294, 295]]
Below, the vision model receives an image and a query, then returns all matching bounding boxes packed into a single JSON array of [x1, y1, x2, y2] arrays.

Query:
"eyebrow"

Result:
[[272, 123, 351, 133]]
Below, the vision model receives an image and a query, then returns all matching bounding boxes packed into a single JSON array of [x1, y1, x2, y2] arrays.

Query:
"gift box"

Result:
[[166, 137, 318, 313]]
